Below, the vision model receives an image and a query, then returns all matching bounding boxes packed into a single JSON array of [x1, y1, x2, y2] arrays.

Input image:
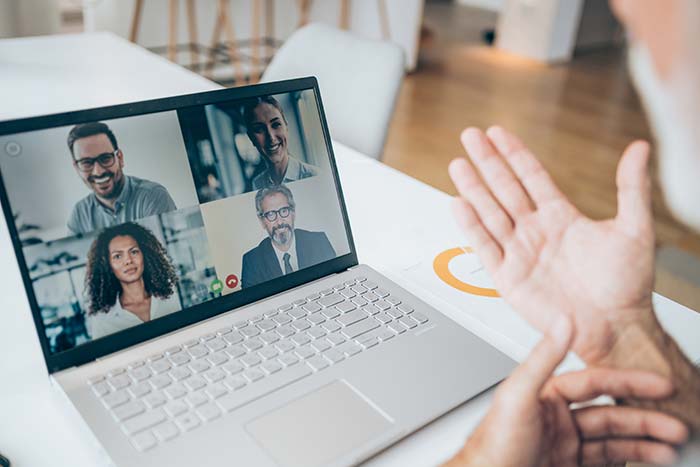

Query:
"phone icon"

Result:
[[210, 278, 223, 294], [225, 274, 239, 289]]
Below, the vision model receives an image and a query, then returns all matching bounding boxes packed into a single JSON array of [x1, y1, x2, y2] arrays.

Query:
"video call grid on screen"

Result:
[[0, 88, 351, 355]]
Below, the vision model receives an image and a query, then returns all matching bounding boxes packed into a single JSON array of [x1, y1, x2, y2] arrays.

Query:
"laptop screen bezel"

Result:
[[0, 77, 359, 373]]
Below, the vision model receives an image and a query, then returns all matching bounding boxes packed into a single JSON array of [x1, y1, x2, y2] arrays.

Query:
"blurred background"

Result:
[[2, 0, 698, 312]]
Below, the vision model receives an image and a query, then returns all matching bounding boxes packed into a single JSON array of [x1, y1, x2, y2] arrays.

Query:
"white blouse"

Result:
[[87, 293, 181, 340]]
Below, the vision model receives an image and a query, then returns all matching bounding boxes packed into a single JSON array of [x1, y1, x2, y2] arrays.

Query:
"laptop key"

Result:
[[206, 338, 227, 352], [302, 302, 322, 313], [412, 312, 429, 324], [170, 367, 191, 381], [374, 288, 390, 298], [278, 303, 293, 312], [260, 332, 280, 345], [197, 403, 222, 422], [92, 381, 110, 397], [321, 308, 340, 319], [224, 331, 244, 345], [351, 285, 368, 295], [143, 391, 167, 409], [375, 313, 392, 324], [357, 336, 379, 349], [351, 297, 369, 307], [307, 327, 326, 340], [262, 361, 282, 375], [306, 293, 322, 301], [398, 304, 414, 314], [189, 360, 210, 374], [206, 383, 228, 400], [108, 374, 131, 390], [164, 400, 188, 418], [278, 354, 299, 367], [307, 355, 329, 372], [129, 382, 152, 398], [291, 333, 311, 346], [326, 333, 346, 346], [388, 321, 407, 334], [130, 366, 152, 382], [364, 292, 380, 302], [322, 320, 341, 332], [320, 288, 334, 296], [165, 346, 181, 356], [387, 308, 403, 320], [374, 300, 392, 311], [241, 354, 261, 368], [363, 281, 378, 290], [398, 317, 418, 329], [165, 384, 187, 400], [377, 330, 396, 341], [130, 431, 157, 452], [153, 421, 179, 442], [207, 352, 229, 367], [170, 353, 191, 366], [323, 348, 345, 364], [337, 309, 368, 327], [175, 412, 201, 432], [184, 376, 207, 391], [337, 341, 362, 357], [259, 346, 279, 360], [241, 326, 260, 338], [307, 313, 326, 326], [365, 304, 382, 315], [223, 375, 247, 391], [288, 308, 306, 320], [291, 318, 311, 332], [276, 340, 296, 353], [122, 408, 166, 435], [294, 345, 316, 360], [243, 338, 263, 351], [336, 301, 356, 313], [186, 391, 209, 408], [311, 339, 331, 353], [222, 361, 244, 375], [257, 320, 277, 332], [151, 359, 171, 374], [150, 374, 172, 389], [274, 312, 294, 327], [217, 364, 312, 413], [225, 345, 246, 359], [339, 289, 356, 299], [292, 298, 307, 307], [103, 390, 130, 409], [113, 400, 146, 422], [341, 318, 380, 339], [386, 297, 401, 306], [318, 294, 344, 307], [243, 368, 265, 382]]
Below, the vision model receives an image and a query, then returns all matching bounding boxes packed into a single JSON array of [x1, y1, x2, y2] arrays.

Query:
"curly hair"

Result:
[[85, 222, 178, 315]]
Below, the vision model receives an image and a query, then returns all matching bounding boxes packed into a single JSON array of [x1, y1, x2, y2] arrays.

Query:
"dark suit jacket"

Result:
[[241, 229, 336, 289]]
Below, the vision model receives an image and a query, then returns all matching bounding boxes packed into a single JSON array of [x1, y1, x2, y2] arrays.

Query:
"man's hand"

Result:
[[444, 316, 688, 467], [448, 126, 700, 435], [448, 126, 659, 364]]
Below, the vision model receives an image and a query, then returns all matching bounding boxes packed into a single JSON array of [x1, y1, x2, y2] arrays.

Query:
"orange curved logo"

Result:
[[433, 247, 500, 297]]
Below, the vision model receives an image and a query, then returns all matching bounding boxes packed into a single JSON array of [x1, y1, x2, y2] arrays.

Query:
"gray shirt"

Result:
[[67, 175, 176, 235], [252, 156, 319, 190]]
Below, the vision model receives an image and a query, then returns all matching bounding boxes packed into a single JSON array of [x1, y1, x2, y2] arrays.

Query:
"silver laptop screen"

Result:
[[0, 89, 351, 355]]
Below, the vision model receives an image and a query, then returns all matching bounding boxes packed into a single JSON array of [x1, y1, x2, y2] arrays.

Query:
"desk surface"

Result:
[[1, 32, 699, 467]]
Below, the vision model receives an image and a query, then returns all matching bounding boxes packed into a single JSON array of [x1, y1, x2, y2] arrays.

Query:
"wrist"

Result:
[[593, 312, 672, 376]]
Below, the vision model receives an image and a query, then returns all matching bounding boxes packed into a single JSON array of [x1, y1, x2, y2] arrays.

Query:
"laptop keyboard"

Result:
[[87, 276, 430, 452]]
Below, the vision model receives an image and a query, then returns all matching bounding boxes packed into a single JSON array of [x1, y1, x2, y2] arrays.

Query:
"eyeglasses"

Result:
[[74, 150, 118, 172], [259, 206, 293, 222]]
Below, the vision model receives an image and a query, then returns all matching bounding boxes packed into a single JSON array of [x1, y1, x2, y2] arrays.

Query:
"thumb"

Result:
[[615, 140, 652, 236], [504, 315, 573, 398]]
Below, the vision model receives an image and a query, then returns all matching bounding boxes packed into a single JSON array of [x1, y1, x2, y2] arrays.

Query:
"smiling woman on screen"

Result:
[[85, 222, 180, 340]]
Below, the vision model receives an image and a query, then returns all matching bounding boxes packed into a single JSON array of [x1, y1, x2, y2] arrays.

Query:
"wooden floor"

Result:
[[383, 2, 700, 310]]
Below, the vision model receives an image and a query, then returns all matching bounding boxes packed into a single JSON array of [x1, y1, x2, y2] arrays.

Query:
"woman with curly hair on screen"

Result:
[[85, 222, 180, 340]]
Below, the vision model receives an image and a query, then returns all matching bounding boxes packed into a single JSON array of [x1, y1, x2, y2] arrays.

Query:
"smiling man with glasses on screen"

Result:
[[66, 122, 177, 235]]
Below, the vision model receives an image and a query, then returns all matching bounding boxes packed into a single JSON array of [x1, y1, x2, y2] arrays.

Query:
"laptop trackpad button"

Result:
[[246, 380, 393, 467]]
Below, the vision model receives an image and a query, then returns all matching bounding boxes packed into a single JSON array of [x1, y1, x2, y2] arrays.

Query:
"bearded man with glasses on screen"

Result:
[[66, 122, 177, 235], [241, 184, 335, 289]]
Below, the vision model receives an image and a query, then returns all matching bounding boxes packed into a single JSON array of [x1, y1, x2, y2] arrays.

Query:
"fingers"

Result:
[[486, 126, 566, 207], [548, 368, 674, 402], [575, 405, 689, 445], [460, 128, 533, 220], [581, 439, 679, 466], [449, 156, 513, 243], [503, 314, 573, 398], [615, 140, 653, 237], [450, 197, 503, 270]]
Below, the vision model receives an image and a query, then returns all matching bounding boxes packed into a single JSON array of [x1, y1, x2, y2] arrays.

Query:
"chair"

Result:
[[261, 23, 405, 160]]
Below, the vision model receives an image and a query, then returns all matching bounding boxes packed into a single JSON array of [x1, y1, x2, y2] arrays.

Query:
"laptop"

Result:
[[0, 77, 516, 467]]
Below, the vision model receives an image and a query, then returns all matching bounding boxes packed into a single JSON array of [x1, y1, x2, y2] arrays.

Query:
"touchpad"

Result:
[[246, 380, 394, 467]]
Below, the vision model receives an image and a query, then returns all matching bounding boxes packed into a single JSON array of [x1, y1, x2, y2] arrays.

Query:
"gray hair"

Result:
[[255, 184, 296, 217]]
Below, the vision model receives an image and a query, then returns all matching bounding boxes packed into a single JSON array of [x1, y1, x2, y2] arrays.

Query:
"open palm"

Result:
[[449, 126, 656, 363]]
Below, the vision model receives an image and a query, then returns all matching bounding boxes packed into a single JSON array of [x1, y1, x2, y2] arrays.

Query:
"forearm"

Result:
[[598, 314, 700, 436]]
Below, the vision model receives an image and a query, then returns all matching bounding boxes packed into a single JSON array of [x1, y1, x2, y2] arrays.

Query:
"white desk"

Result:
[[1, 32, 699, 467]]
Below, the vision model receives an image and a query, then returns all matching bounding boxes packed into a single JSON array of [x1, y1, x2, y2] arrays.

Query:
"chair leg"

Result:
[[250, 0, 261, 83], [339, 0, 350, 29], [168, 0, 179, 62], [297, 0, 312, 28], [378, 0, 390, 40], [265, 0, 274, 59], [186, 0, 199, 67], [129, 0, 144, 43], [205, 3, 224, 78], [220, 0, 246, 85]]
